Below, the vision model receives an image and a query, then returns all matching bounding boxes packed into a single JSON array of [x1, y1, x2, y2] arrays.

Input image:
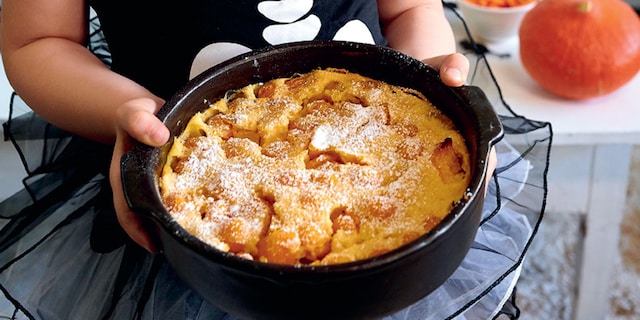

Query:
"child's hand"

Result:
[[422, 52, 470, 87], [109, 97, 169, 253]]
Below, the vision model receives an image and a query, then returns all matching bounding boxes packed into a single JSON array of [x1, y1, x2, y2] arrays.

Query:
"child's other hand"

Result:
[[109, 97, 169, 253], [422, 52, 470, 87]]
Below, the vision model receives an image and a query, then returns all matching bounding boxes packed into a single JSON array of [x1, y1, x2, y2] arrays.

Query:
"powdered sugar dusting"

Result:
[[160, 69, 471, 265]]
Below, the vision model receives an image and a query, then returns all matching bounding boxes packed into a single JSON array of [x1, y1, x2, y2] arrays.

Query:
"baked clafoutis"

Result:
[[159, 68, 471, 266]]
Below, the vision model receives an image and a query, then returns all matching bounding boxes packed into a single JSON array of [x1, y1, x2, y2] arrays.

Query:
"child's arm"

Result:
[[378, 0, 469, 87], [1, 0, 168, 252], [0, 0, 168, 145]]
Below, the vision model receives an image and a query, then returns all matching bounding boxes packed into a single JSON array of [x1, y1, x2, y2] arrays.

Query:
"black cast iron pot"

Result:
[[121, 40, 503, 320]]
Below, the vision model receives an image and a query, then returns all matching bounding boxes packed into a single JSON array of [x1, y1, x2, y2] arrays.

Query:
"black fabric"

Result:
[[88, 0, 386, 99], [89, 184, 129, 254]]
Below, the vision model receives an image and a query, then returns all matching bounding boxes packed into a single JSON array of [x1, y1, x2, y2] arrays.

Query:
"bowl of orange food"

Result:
[[458, 0, 537, 44], [121, 40, 503, 319]]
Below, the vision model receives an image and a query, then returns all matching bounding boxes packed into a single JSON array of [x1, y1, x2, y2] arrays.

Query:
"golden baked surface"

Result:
[[160, 68, 471, 265]]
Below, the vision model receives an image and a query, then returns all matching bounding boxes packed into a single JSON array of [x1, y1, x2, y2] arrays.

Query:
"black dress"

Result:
[[0, 2, 551, 319]]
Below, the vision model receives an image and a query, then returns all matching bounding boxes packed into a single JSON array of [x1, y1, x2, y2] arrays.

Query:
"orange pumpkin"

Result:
[[518, 0, 640, 100]]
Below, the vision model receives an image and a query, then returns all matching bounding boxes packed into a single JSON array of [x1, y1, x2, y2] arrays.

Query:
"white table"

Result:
[[447, 7, 640, 320]]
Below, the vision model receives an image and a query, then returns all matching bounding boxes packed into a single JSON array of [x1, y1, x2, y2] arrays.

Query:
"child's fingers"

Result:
[[423, 53, 470, 87], [116, 98, 169, 147]]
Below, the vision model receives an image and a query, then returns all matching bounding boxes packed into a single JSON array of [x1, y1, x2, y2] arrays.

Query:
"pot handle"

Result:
[[456, 85, 504, 147], [120, 145, 165, 248]]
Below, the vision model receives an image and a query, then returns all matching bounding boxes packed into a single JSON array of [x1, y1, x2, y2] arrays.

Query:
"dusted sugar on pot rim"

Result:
[[159, 68, 471, 266]]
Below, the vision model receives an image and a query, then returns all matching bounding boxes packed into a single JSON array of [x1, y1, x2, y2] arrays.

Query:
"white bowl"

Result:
[[458, 0, 537, 44]]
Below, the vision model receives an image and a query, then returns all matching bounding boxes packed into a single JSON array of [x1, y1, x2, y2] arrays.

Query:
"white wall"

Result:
[[0, 56, 29, 201], [0, 56, 14, 123]]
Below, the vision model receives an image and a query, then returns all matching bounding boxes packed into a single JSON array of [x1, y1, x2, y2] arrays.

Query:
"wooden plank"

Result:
[[573, 144, 633, 320]]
